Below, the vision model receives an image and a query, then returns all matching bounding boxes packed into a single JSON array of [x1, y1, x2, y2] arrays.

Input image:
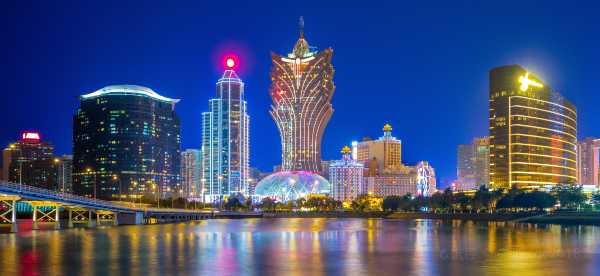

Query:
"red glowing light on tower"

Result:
[[226, 58, 235, 68], [21, 131, 41, 142], [224, 55, 238, 70]]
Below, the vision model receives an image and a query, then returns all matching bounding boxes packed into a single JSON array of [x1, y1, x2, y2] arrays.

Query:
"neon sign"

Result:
[[519, 72, 543, 91], [21, 131, 41, 142]]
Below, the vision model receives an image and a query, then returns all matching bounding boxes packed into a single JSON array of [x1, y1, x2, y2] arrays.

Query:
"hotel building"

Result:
[[269, 17, 334, 172], [329, 146, 364, 201], [489, 65, 577, 189]]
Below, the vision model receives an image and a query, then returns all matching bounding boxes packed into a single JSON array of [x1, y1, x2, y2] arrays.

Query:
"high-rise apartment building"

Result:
[[73, 85, 181, 200], [181, 149, 202, 199], [456, 137, 490, 190], [329, 146, 364, 201], [2, 132, 57, 189], [201, 61, 250, 202], [489, 65, 577, 189], [56, 155, 73, 193], [577, 138, 600, 187]]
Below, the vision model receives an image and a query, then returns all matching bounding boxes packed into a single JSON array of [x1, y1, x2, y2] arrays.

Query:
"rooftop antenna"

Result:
[[299, 16, 304, 38]]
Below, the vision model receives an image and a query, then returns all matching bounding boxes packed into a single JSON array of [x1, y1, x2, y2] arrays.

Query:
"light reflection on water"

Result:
[[1, 218, 599, 275]]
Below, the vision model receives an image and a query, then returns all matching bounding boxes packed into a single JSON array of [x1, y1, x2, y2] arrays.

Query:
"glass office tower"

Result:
[[73, 85, 181, 200], [201, 68, 250, 203]]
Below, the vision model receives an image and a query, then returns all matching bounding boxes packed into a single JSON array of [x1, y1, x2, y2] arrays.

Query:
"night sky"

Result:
[[5, 1, 600, 188]]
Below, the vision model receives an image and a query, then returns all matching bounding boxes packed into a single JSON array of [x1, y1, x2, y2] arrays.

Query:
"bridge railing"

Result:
[[0, 181, 212, 214], [0, 181, 139, 210]]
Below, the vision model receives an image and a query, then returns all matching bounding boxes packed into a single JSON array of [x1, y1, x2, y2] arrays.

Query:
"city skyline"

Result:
[[6, 1, 600, 188]]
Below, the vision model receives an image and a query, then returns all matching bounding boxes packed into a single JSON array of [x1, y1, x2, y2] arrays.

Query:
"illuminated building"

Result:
[[329, 146, 364, 201], [2, 132, 57, 189], [456, 137, 490, 190], [56, 155, 73, 193], [577, 138, 600, 187], [364, 162, 436, 197], [254, 171, 330, 202], [489, 65, 577, 189], [73, 85, 181, 200], [201, 58, 250, 202], [269, 17, 334, 172], [356, 124, 402, 176], [181, 149, 202, 199], [352, 124, 437, 196]]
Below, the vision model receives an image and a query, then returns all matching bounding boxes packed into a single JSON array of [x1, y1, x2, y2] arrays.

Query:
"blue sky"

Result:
[[5, 0, 599, 187]]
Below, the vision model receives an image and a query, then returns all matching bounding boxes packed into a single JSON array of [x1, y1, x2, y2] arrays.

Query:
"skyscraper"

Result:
[[181, 149, 202, 199], [356, 124, 402, 176], [73, 85, 181, 200], [269, 17, 335, 172], [2, 131, 57, 189], [56, 155, 73, 193], [577, 137, 600, 187], [201, 59, 250, 202], [329, 146, 364, 201], [456, 137, 490, 190], [489, 65, 577, 189]]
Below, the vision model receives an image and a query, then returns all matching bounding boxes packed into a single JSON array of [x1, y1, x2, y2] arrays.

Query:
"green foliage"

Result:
[[551, 184, 586, 209], [259, 197, 277, 211]]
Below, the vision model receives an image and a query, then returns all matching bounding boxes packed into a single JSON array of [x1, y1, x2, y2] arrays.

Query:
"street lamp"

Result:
[[112, 175, 121, 201], [53, 158, 64, 195], [86, 167, 96, 199]]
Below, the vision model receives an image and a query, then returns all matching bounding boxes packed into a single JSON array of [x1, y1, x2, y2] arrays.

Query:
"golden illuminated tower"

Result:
[[489, 65, 577, 189], [269, 17, 335, 172]]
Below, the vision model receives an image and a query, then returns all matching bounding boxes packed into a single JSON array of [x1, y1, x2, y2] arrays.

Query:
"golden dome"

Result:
[[383, 124, 393, 132], [341, 146, 352, 154]]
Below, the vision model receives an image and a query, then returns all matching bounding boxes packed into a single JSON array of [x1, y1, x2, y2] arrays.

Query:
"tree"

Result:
[[472, 186, 493, 212], [225, 197, 243, 211], [382, 196, 402, 211], [259, 197, 277, 211], [591, 192, 600, 210], [552, 185, 586, 209]]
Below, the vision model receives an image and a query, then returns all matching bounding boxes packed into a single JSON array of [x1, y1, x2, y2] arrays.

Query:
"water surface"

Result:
[[1, 218, 599, 275]]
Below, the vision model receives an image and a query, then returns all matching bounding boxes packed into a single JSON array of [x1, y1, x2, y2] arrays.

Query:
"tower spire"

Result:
[[299, 16, 304, 38]]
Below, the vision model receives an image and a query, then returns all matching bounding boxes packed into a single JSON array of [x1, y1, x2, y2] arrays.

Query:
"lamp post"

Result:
[[86, 167, 96, 199], [53, 158, 63, 195], [112, 175, 121, 201]]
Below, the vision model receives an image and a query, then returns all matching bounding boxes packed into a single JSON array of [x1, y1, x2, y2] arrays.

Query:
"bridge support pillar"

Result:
[[1, 197, 20, 233], [96, 210, 117, 226], [54, 205, 61, 230], [135, 212, 144, 225], [11, 199, 18, 233], [68, 209, 73, 228], [114, 213, 119, 226], [28, 201, 61, 230], [32, 205, 38, 230], [88, 210, 96, 228]]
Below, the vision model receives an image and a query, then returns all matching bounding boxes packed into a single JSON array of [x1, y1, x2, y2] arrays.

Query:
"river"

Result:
[[1, 218, 599, 275]]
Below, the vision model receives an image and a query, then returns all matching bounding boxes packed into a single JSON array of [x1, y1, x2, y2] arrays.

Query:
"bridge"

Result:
[[0, 181, 214, 233]]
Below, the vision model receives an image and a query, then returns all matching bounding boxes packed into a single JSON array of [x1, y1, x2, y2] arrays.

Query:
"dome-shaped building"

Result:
[[254, 171, 331, 202]]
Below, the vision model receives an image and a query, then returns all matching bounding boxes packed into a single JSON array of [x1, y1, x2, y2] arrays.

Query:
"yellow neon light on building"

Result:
[[510, 134, 576, 147], [510, 124, 577, 139], [518, 73, 544, 91], [511, 162, 576, 171], [510, 115, 577, 131], [511, 171, 577, 179], [511, 143, 576, 155], [511, 95, 576, 115], [510, 152, 576, 163]]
